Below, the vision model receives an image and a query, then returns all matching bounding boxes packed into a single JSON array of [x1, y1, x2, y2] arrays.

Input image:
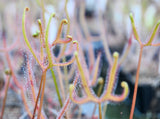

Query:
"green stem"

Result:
[[45, 13, 55, 68], [50, 68, 63, 107], [145, 20, 160, 46], [97, 78, 103, 119], [22, 8, 40, 65]]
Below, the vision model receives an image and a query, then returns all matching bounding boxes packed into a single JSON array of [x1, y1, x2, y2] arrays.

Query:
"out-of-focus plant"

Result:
[[0, 28, 35, 118], [0, 69, 11, 119], [69, 51, 129, 119], [65, 2, 133, 118], [0, 0, 160, 119], [129, 13, 160, 119]]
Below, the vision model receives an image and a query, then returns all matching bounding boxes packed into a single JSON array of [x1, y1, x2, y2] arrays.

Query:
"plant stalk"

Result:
[[99, 103, 102, 119], [50, 68, 63, 107], [0, 75, 11, 119], [32, 71, 46, 119], [37, 71, 47, 119], [97, 78, 103, 119], [129, 46, 143, 119]]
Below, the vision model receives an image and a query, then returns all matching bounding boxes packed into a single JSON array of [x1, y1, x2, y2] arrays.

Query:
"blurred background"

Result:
[[0, 0, 160, 119]]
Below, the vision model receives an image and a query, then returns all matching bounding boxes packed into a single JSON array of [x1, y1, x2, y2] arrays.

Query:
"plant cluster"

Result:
[[0, 0, 160, 119]]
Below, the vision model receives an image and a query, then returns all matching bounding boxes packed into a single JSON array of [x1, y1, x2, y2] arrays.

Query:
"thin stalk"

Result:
[[0, 75, 11, 119], [56, 96, 70, 119], [32, 71, 46, 119], [22, 8, 42, 68], [5, 60, 32, 118], [50, 68, 63, 107], [129, 46, 143, 119], [37, 71, 47, 119], [45, 13, 55, 68], [27, 60, 45, 119], [37, 19, 45, 62], [4, 40, 32, 118], [97, 78, 103, 119], [57, 76, 78, 119], [98, 103, 102, 119]]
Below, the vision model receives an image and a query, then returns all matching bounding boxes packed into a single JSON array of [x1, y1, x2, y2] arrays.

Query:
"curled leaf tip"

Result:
[[73, 41, 79, 51], [121, 81, 129, 97], [52, 13, 56, 17], [113, 52, 119, 58], [67, 35, 72, 39], [98, 77, 104, 85], [121, 81, 128, 87], [25, 7, 29, 11], [62, 19, 68, 24], [73, 40, 78, 44]]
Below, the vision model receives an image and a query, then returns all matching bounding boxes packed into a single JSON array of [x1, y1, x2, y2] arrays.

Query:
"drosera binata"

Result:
[[69, 51, 129, 119], [129, 13, 160, 119]]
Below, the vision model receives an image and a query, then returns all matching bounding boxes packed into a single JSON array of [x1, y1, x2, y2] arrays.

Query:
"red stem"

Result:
[[129, 46, 143, 119], [32, 71, 46, 119], [0, 75, 11, 119], [37, 71, 47, 119], [3, 39, 33, 118]]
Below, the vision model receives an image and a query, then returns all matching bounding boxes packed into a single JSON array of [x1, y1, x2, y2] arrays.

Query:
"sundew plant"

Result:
[[0, 0, 160, 119]]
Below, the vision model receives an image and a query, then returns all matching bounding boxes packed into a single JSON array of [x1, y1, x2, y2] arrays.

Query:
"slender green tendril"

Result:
[[45, 13, 55, 68], [50, 68, 63, 107]]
